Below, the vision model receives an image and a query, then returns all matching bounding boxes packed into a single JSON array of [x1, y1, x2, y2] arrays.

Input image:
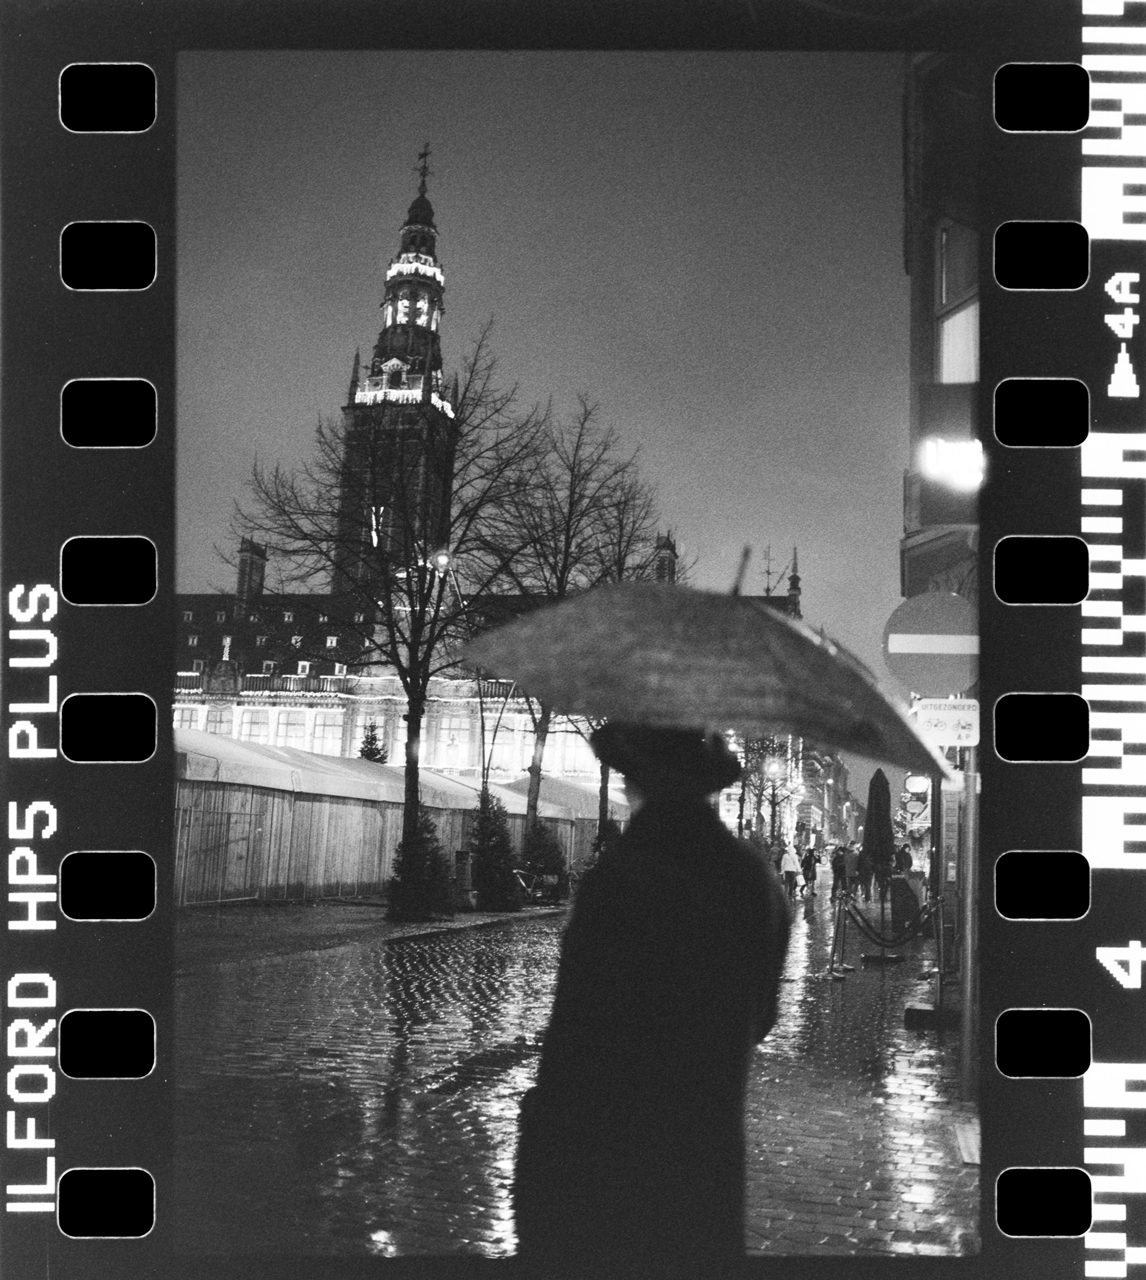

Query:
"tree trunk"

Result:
[[525, 704, 553, 828], [597, 759, 611, 842], [403, 695, 425, 846]]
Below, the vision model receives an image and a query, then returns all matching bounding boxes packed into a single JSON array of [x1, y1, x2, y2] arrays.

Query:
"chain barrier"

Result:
[[843, 898, 939, 950]]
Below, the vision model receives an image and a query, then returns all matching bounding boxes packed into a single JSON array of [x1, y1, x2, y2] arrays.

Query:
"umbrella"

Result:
[[460, 581, 952, 778], [861, 768, 896, 882]]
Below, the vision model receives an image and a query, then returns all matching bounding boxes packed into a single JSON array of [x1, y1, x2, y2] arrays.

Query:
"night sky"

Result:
[[177, 51, 914, 729]]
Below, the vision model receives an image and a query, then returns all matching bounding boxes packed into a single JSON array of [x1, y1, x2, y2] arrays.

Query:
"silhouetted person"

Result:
[[513, 723, 790, 1278]]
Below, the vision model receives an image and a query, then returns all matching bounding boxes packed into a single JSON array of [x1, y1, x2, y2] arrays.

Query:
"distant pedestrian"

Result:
[[780, 845, 801, 900], [856, 848, 874, 902], [513, 723, 790, 1278], [830, 846, 847, 901], [896, 843, 913, 876], [800, 848, 819, 897], [843, 843, 859, 897]]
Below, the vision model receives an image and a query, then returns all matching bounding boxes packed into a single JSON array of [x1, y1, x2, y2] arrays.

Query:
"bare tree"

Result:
[[232, 322, 548, 846], [485, 398, 663, 827]]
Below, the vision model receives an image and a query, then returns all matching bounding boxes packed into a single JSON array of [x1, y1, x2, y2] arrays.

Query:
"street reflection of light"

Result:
[[901, 1182, 937, 1205], [368, 1229, 399, 1256]]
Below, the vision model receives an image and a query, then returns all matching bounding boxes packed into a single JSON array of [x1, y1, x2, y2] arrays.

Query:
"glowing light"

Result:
[[386, 259, 444, 286], [904, 773, 931, 794], [354, 384, 455, 417], [919, 437, 984, 492]]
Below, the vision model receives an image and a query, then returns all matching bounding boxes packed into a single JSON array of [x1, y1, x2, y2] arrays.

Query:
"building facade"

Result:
[[900, 53, 982, 603]]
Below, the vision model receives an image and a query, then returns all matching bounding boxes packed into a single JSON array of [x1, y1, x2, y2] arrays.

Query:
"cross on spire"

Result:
[[416, 143, 432, 195]]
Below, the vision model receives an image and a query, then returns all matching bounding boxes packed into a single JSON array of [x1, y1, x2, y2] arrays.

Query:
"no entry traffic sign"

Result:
[[883, 592, 977, 696]]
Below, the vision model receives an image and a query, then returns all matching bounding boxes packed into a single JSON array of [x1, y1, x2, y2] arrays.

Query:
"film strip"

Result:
[[0, 3, 1127, 1279]]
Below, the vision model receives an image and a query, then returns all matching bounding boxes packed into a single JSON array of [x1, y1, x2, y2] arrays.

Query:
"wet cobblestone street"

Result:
[[174, 893, 978, 1259]]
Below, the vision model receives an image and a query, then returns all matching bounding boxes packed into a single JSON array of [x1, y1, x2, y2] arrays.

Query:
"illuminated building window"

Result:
[[182, 610, 193, 622], [383, 303, 393, 326], [283, 611, 293, 623], [396, 297, 409, 324], [275, 711, 306, 747], [326, 635, 338, 648], [188, 635, 199, 647], [935, 221, 979, 384], [174, 707, 198, 729], [239, 709, 270, 743], [261, 661, 275, 674], [313, 711, 344, 755], [416, 296, 429, 326], [291, 635, 302, 648], [297, 661, 310, 676], [937, 300, 979, 384], [216, 610, 226, 623], [255, 635, 267, 647], [206, 705, 233, 736]]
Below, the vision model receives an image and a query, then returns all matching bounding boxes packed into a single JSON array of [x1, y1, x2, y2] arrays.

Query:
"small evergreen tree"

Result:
[[523, 820, 566, 878], [589, 816, 623, 869], [359, 720, 387, 763], [387, 804, 455, 921], [468, 793, 522, 912]]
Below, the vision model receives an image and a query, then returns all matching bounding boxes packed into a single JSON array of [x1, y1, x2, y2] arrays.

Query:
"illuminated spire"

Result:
[[351, 159, 451, 418]]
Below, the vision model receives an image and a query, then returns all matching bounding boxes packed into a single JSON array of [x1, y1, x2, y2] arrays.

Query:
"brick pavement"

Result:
[[173, 893, 979, 1259]]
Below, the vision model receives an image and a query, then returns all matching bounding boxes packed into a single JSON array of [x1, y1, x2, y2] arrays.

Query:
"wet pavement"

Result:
[[173, 891, 979, 1259]]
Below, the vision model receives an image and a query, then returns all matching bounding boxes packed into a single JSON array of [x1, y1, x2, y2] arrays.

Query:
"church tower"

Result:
[[334, 147, 457, 591]]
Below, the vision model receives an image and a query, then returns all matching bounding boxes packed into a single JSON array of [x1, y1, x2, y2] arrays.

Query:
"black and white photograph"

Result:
[[0, 3, 1113, 1279], [172, 49, 983, 1262]]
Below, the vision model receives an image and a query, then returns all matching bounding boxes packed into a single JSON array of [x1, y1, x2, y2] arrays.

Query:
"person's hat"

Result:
[[590, 722, 741, 795]]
